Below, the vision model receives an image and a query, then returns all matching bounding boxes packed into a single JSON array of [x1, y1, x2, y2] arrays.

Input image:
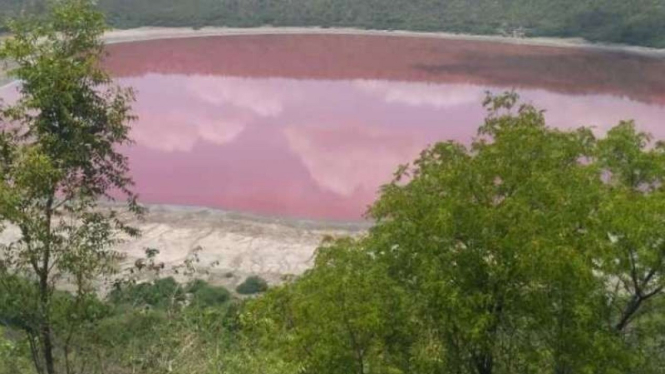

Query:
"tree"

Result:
[[244, 237, 412, 374], [246, 94, 665, 374], [366, 93, 664, 373], [0, 1, 140, 373], [595, 124, 665, 333]]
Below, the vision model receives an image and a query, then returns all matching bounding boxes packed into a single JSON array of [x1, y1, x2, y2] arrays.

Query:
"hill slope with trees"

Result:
[[0, 0, 664, 48]]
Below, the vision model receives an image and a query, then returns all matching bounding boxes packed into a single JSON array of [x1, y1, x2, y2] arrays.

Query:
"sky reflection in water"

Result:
[[5, 35, 665, 220], [119, 73, 665, 220]]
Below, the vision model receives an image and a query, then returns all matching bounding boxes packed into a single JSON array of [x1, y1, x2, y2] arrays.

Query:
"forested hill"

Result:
[[1, 0, 664, 48]]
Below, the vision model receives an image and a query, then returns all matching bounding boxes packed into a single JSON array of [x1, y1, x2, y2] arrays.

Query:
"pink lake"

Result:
[[12, 35, 665, 220]]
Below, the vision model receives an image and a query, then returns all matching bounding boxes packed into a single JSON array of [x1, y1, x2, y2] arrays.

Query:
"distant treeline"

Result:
[[0, 0, 664, 48]]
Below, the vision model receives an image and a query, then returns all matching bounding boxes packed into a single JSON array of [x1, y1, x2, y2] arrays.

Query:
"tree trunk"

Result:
[[615, 294, 643, 332], [41, 322, 55, 374], [554, 361, 572, 374], [40, 195, 56, 374], [474, 353, 493, 374], [40, 271, 55, 374], [27, 333, 44, 374]]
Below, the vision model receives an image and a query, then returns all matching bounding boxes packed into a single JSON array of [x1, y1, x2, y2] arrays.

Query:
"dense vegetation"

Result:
[[0, 0, 665, 47], [2, 2, 665, 374], [1, 273, 253, 374]]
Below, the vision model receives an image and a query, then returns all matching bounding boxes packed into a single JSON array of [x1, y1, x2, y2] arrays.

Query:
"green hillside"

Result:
[[0, 0, 664, 47]]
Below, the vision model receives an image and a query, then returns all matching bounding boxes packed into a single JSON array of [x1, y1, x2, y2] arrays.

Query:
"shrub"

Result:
[[186, 279, 209, 294], [236, 276, 269, 295], [189, 282, 231, 308], [109, 277, 185, 309]]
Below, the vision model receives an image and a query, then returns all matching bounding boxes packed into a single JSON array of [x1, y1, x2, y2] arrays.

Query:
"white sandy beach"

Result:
[[0, 205, 369, 289], [102, 26, 665, 57]]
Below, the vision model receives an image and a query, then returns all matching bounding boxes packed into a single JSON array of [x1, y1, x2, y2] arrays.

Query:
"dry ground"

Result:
[[0, 205, 368, 289], [102, 26, 665, 57]]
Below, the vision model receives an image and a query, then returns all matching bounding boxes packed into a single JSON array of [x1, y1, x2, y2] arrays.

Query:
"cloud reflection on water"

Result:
[[1, 71, 663, 220], [113, 74, 665, 219]]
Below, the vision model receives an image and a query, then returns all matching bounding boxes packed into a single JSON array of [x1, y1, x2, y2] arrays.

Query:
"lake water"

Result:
[[18, 35, 665, 220]]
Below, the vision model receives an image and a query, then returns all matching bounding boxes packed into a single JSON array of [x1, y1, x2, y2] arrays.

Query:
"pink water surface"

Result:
[[6, 35, 665, 220]]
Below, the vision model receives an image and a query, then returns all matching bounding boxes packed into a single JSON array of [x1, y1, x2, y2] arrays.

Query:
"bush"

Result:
[[109, 277, 185, 309], [0, 326, 33, 374], [189, 281, 231, 308], [236, 276, 269, 295], [186, 279, 209, 294]]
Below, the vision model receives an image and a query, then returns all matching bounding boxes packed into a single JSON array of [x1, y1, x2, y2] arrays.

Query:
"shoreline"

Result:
[[0, 203, 367, 285], [121, 203, 372, 232], [103, 26, 665, 58], [3, 25, 664, 87]]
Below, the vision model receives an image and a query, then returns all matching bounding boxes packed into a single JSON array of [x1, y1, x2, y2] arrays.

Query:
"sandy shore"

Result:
[[0, 205, 369, 288], [103, 26, 665, 57]]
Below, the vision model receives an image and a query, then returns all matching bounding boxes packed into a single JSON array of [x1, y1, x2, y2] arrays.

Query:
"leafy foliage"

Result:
[[246, 94, 665, 374], [236, 276, 269, 295], [0, 326, 33, 374], [0, 1, 140, 372], [244, 238, 411, 374], [109, 277, 186, 310], [188, 280, 232, 308]]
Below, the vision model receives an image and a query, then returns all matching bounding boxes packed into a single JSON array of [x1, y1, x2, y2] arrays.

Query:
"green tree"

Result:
[[0, 1, 140, 373], [244, 237, 413, 374], [366, 94, 664, 373], [246, 94, 665, 374]]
